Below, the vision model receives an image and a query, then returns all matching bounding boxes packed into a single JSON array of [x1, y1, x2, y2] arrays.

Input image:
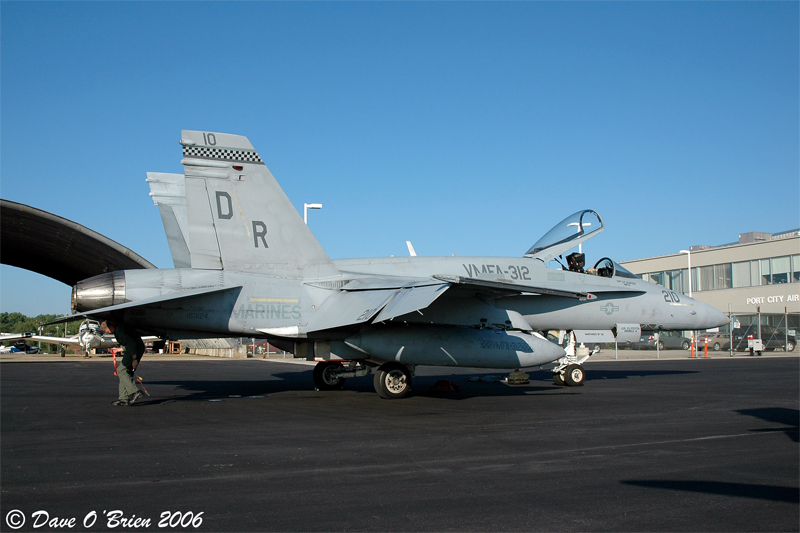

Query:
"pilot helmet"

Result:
[[567, 252, 585, 270]]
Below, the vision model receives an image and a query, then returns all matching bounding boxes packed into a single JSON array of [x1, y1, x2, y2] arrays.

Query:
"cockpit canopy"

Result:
[[592, 257, 640, 279], [523, 210, 640, 280], [524, 210, 604, 263]]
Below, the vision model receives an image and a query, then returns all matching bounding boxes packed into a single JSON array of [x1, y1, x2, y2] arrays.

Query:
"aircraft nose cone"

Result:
[[697, 301, 729, 329]]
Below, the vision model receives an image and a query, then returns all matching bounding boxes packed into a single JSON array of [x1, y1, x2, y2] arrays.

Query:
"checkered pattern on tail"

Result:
[[183, 145, 263, 163]]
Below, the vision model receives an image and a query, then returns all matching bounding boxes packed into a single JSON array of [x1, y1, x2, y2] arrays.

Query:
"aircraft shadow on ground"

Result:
[[579, 369, 698, 380], [133, 368, 698, 403], [736, 407, 800, 443], [135, 375, 309, 404], [621, 480, 799, 504]]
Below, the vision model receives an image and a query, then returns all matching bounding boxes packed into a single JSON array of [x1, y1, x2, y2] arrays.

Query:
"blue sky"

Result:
[[1, 1, 798, 317]]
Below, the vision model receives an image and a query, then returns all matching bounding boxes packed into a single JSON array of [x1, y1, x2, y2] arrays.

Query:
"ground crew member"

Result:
[[100, 320, 145, 406]]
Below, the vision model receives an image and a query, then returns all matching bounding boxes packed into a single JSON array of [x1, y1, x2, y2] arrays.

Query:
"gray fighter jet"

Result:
[[70, 131, 728, 398]]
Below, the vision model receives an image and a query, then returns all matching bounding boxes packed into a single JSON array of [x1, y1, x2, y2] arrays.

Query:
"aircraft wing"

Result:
[[372, 283, 451, 322], [21, 335, 83, 347], [304, 278, 450, 332], [432, 275, 645, 300], [0, 333, 33, 342], [17, 335, 160, 347]]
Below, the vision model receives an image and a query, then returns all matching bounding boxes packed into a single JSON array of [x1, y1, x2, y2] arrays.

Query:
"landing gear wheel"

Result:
[[564, 364, 585, 387], [553, 372, 565, 386], [374, 363, 412, 399], [313, 362, 346, 390]]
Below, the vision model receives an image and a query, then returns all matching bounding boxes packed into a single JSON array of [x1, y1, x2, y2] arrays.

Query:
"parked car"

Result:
[[633, 330, 691, 350], [696, 332, 731, 351], [730, 326, 795, 352]]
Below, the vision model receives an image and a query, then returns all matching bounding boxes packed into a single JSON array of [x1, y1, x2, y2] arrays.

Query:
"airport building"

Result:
[[620, 229, 800, 339]]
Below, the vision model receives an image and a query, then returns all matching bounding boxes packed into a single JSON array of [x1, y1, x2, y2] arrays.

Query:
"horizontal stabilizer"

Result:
[[51, 286, 242, 323]]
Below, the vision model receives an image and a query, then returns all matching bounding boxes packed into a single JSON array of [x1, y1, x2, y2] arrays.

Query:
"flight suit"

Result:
[[113, 323, 145, 401]]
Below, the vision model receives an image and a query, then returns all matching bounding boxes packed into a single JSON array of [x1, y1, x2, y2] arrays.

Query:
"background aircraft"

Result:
[[66, 131, 727, 398], [1, 320, 159, 356]]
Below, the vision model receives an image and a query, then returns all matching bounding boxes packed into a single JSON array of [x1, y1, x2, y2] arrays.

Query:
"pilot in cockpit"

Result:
[[566, 252, 585, 273]]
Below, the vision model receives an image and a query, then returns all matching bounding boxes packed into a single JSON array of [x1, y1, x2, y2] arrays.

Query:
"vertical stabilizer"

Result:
[[180, 131, 339, 279], [146, 172, 191, 268]]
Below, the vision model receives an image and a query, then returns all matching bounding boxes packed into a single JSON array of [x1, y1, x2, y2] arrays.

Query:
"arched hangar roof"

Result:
[[1, 199, 156, 286]]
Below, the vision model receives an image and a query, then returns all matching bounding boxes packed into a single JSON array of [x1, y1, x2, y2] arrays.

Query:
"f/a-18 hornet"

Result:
[[70, 131, 728, 398]]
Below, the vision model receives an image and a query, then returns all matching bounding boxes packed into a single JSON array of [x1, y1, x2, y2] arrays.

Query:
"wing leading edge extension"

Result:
[[432, 275, 645, 300]]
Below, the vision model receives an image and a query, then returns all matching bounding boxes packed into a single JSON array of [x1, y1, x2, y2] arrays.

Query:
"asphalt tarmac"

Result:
[[1, 356, 797, 532]]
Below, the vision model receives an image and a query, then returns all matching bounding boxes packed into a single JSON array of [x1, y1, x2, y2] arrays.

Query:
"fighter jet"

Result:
[[68, 131, 728, 398]]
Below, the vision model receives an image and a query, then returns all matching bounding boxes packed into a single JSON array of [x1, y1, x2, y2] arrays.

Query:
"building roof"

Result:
[[1, 199, 156, 286]]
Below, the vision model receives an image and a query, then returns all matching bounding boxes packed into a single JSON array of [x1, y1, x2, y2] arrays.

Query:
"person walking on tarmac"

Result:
[[101, 320, 145, 406]]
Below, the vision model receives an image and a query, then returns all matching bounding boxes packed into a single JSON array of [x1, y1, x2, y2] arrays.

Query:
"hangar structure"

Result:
[[0, 199, 248, 358], [0, 199, 156, 286]]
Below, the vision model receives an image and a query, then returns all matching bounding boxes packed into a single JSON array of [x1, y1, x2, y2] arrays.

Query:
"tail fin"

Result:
[[146, 172, 191, 268], [180, 130, 339, 278]]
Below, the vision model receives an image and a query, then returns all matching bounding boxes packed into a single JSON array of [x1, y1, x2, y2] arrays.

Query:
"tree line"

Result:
[[1, 312, 86, 352]]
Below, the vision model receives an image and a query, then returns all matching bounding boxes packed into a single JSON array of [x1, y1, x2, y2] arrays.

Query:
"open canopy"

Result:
[[524, 210, 604, 263]]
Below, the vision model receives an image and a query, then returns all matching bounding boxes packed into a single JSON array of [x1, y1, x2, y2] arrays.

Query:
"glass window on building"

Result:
[[772, 256, 791, 284], [650, 272, 665, 286], [667, 270, 686, 293], [751, 260, 761, 286], [732, 261, 750, 288], [792, 255, 800, 283], [715, 263, 732, 290], [698, 265, 715, 291], [760, 259, 771, 285]]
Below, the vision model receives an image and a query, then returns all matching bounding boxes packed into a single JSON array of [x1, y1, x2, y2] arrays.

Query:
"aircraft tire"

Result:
[[564, 364, 585, 387], [553, 372, 565, 386], [313, 362, 346, 390], [374, 363, 412, 399]]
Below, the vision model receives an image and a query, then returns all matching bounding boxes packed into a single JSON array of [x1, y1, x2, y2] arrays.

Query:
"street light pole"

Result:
[[680, 249, 692, 297], [304, 203, 322, 224], [567, 222, 591, 254]]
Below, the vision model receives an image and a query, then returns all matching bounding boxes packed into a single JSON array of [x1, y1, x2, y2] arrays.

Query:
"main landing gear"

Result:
[[552, 363, 585, 386], [312, 361, 415, 399], [373, 362, 413, 399]]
